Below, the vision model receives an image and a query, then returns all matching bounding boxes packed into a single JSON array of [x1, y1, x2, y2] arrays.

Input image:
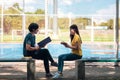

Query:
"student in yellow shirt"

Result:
[[53, 24, 82, 78]]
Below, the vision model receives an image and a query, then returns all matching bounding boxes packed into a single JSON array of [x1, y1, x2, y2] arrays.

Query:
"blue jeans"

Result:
[[58, 53, 82, 72]]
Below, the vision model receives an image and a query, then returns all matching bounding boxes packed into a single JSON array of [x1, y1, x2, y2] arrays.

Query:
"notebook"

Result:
[[37, 37, 52, 47]]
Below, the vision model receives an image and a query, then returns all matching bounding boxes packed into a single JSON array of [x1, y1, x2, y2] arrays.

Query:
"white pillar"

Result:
[[91, 17, 94, 42], [22, 0, 26, 41], [0, 1, 3, 55], [1, 1, 3, 42], [45, 0, 48, 37], [53, 0, 58, 39], [22, 14, 26, 39]]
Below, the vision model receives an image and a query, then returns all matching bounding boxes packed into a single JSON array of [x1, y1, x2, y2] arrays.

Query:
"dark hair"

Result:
[[70, 24, 80, 41], [28, 23, 39, 32]]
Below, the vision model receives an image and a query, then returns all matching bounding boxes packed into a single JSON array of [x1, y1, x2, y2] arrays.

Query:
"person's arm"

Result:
[[26, 44, 40, 51], [65, 42, 79, 50], [61, 41, 81, 50]]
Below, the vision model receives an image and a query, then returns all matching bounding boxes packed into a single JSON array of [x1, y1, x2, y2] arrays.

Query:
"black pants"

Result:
[[31, 49, 54, 73]]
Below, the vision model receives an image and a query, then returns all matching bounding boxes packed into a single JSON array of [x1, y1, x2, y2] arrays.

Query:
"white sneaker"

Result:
[[52, 72, 63, 78]]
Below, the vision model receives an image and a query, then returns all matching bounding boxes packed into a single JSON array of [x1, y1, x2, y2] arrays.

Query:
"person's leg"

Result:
[[32, 49, 58, 77], [39, 49, 55, 63], [43, 58, 50, 73], [58, 53, 82, 73], [38, 49, 58, 66], [32, 49, 51, 75], [53, 53, 82, 78]]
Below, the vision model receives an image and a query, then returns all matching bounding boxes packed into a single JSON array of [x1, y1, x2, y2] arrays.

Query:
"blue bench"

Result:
[[75, 59, 120, 80], [0, 57, 35, 80]]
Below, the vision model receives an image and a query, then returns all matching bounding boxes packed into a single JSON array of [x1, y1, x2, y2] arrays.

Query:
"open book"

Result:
[[37, 37, 52, 47]]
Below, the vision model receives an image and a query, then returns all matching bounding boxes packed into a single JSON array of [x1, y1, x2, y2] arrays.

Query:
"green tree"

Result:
[[4, 3, 22, 14], [4, 7, 19, 14], [99, 22, 107, 26], [73, 17, 91, 29], [26, 16, 45, 29], [3, 15, 22, 34], [3, 17, 11, 34], [119, 19, 120, 29], [35, 9, 45, 14], [107, 19, 113, 29], [13, 3, 22, 12], [58, 18, 69, 29]]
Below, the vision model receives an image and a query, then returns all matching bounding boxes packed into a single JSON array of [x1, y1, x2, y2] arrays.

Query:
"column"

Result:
[[75, 60, 85, 80], [45, 0, 48, 37], [1, 1, 3, 42], [53, 0, 58, 39], [115, 0, 119, 66], [22, 0, 26, 40]]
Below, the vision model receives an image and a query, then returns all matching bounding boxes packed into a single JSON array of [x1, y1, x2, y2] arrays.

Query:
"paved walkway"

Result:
[[0, 60, 120, 80]]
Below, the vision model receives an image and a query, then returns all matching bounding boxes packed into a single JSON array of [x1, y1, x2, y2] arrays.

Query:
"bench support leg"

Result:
[[75, 60, 85, 80], [27, 60, 35, 80]]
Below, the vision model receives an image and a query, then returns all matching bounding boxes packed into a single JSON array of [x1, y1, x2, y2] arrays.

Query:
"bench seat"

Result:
[[78, 59, 120, 62], [75, 58, 120, 80], [0, 57, 35, 80]]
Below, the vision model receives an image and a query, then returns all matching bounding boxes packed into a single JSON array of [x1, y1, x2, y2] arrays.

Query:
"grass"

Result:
[[0, 29, 119, 43]]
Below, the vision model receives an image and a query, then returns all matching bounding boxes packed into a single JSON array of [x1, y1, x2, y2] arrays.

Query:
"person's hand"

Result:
[[35, 46, 40, 50], [61, 41, 67, 45], [61, 42, 69, 47]]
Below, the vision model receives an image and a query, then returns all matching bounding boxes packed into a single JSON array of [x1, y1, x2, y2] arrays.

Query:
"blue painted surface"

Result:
[[0, 43, 118, 59]]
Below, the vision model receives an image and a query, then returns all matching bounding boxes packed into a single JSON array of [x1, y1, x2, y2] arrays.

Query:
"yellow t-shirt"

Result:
[[71, 33, 82, 56]]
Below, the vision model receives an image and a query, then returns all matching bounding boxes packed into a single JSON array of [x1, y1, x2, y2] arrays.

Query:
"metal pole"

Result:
[[22, 0, 26, 40], [53, 0, 58, 39], [1, 1, 4, 42], [45, 0, 48, 37], [115, 0, 119, 66]]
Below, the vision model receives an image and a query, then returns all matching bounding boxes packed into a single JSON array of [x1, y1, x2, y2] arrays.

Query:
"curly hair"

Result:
[[28, 23, 39, 32]]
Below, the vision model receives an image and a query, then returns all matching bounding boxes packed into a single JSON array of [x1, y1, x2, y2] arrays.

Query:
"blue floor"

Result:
[[0, 43, 119, 59]]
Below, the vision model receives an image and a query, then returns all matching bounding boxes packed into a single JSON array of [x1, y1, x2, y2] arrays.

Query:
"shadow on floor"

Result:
[[0, 62, 120, 80]]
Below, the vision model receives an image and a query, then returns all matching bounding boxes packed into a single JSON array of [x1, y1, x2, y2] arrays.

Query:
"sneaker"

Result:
[[46, 73, 53, 77], [52, 72, 63, 79], [51, 62, 58, 67]]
